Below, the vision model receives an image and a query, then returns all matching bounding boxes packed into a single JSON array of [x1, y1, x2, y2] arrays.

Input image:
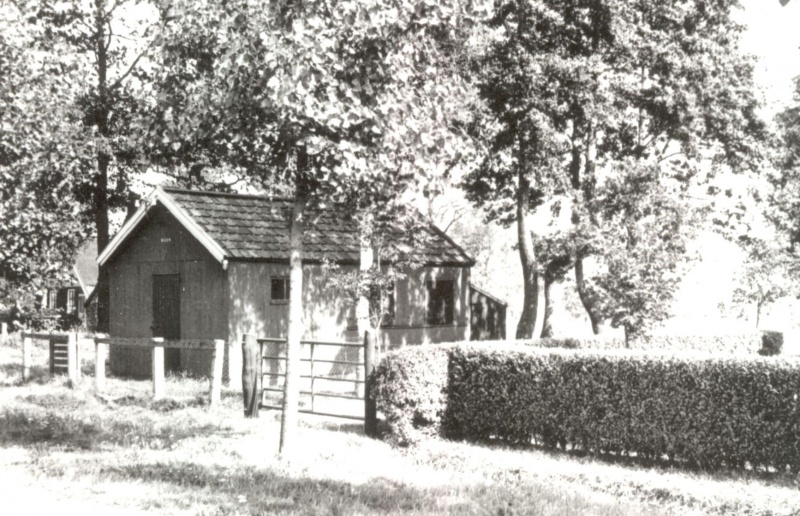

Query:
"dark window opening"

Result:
[[379, 282, 395, 327], [427, 280, 454, 325], [271, 277, 290, 303]]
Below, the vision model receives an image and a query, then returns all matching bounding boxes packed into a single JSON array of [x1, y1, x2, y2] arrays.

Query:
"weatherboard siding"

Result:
[[226, 262, 357, 386], [369, 266, 470, 349], [108, 207, 227, 378]]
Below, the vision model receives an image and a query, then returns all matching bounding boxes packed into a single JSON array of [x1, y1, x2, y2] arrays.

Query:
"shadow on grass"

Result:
[[311, 421, 365, 435], [0, 363, 62, 386], [0, 394, 229, 451], [463, 435, 800, 488], [106, 460, 655, 516]]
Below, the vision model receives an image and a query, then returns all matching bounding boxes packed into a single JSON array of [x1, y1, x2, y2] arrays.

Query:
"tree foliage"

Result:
[[465, 0, 766, 337], [0, 7, 91, 317], [1, 1, 161, 328], [148, 0, 481, 454]]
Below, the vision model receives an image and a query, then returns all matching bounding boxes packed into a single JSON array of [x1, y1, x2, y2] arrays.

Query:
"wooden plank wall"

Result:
[[226, 262, 355, 385], [107, 207, 227, 378]]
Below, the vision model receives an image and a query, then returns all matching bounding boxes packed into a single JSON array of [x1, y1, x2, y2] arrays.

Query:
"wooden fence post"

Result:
[[364, 331, 378, 437], [95, 339, 106, 392], [22, 334, 32, 382], [67, 332, 79, 386], [242, 334, 261, 417], [209, 339, 224, 406], [152, 341, 165, 400]]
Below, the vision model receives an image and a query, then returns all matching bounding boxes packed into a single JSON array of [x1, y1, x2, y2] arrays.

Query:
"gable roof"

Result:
[[470, 283, 508, 307], [98, 187, 475, 268]]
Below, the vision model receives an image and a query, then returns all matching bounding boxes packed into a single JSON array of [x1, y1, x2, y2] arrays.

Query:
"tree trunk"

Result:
[[571, 120, 605, 335], [515, 132, 538, 339], [279, 192, 307, 456], [540, 270, 555, 338], [94, 0, 111, 332], [356, 217, 374, 393], [756, 300, 762, 329], [575, 257, 604, 335], [357, 216, 374, 339]]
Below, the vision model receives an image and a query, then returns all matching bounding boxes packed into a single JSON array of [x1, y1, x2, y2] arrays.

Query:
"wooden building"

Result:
[[97, 187, 478, 383], [469, 284, 507, 341], [42, 240, 98, 329]]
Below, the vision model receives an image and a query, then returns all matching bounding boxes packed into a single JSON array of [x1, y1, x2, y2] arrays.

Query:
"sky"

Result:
[[661, 0, 800, 337], [739, 0, 800, 116]]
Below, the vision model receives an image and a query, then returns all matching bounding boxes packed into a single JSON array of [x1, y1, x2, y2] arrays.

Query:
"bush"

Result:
[[464, 334, 763, 354], [628, 333, 762, 354], [760, 331, 784, 356], [373, 344, 800, 471], [370, 345, 452, 445]]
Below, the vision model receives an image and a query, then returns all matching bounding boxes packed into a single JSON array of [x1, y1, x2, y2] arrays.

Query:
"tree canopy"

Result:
[[464, 0, 767, 338]]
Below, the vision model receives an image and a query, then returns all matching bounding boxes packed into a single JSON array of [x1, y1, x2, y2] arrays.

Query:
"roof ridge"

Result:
[[161, 187, 294, 202]]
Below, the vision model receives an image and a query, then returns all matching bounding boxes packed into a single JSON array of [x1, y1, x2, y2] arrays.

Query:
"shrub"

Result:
[[628, 333, 762, 355], [760, 331, 784, 356], [373, 344, 800, 471], [370, 345, 452, 445], [449, 346, 800, 470], [462, 334, 763, 354]]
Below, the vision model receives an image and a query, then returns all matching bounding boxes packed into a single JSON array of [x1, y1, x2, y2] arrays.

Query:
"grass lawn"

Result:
[[0, 336, 798, 515]]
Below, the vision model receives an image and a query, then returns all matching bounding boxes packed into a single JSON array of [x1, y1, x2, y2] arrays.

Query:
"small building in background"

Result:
[[470, 284, 507, 341], [42, 240, 98, 330]]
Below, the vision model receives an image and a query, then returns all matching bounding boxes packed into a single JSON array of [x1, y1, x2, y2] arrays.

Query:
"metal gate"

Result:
[[258, 337, 365, 420]]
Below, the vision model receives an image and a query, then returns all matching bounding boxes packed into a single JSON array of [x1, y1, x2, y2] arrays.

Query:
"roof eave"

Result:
[[97, 187, 228, 267]]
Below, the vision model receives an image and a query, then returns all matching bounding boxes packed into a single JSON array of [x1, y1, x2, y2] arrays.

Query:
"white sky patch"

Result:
[[738, 0, 800, 116]]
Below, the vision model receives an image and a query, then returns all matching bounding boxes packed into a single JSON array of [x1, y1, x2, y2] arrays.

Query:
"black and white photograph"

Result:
[[1, 0, 800, 514]]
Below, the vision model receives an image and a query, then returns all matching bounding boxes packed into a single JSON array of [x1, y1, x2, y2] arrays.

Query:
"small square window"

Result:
[[271, 277, 289, 304], [426, 280, 454, 326]]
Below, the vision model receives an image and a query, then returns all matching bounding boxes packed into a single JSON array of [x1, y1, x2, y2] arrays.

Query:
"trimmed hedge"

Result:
[[471, 333, 764, 355], [370, 345, 452, 445], [372, 344, 800, 470], [630, 333, 763, 355]]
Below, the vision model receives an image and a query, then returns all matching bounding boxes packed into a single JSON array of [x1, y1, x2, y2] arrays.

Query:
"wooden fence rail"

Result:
[[94, 337, 225, 405], [18, 333, 224, 406]]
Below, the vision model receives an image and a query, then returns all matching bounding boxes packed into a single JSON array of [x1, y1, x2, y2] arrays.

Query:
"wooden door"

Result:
[[152, 274, 181, 373]]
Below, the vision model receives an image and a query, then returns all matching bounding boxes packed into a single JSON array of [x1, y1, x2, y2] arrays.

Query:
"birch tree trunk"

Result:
[[280, 192, 306, 456]]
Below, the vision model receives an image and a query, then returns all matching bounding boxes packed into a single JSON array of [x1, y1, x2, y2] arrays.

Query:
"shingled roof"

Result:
[[98, 187, 474, 267]]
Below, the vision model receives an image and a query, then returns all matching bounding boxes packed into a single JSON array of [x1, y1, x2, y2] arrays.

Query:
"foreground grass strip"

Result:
[[0, 346, 797, 515]]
